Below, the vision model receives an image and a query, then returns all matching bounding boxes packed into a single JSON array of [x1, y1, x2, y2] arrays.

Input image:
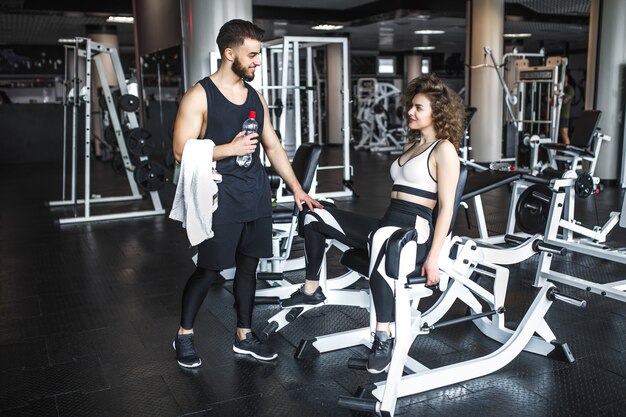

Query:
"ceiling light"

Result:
[[504, 33, 532, 38], [413, 46, 436, 51], [414, 30, 445, 35], [312, 24, 344, 31], [107, 16, 134, 24]]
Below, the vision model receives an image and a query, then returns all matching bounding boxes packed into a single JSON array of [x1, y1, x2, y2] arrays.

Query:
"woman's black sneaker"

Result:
[[280, 285, 326, 308], [233, 332, 278, 361], [366, 331, 394, 374], [173, 333, 202, 368]]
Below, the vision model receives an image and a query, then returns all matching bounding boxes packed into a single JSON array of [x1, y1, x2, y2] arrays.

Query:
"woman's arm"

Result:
[[421, 141, 460, 285]]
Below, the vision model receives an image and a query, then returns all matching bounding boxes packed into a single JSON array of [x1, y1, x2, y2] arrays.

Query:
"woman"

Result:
[[281, 73, 465, 373]]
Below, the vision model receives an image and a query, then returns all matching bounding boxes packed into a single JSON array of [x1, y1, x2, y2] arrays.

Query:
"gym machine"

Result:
[[531, 177, 626, 303], [353, 78, 406, 154], [260, 36, 355, 200], [48, 37, 165, 224], [336, 227, 585, 417], [479, 46, 571, 172]]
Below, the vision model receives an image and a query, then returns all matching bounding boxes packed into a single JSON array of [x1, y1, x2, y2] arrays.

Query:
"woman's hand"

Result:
[[421, 255, 440, 286]]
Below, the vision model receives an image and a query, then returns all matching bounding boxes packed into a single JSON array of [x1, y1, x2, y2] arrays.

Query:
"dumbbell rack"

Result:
[[48, 37, 164, 224]]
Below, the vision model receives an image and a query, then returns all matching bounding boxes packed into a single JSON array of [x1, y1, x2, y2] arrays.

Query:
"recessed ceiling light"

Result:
[[504, 33, 532, 38], [107, 16, 134, 24], [414, 30, 445, 35], [413, 46, 436, 51], [312, 24, 344, 31]]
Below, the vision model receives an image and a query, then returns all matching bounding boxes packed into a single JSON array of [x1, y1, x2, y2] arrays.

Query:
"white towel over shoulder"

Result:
[[169, 139, 221, 246]]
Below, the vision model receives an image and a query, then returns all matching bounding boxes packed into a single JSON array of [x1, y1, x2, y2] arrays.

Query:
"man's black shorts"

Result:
[[197, 216, 272, 270]]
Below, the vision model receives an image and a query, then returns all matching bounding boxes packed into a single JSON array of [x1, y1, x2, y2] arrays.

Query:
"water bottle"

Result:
[[489, 161, 512, 171], [236, 110, 258, 167]]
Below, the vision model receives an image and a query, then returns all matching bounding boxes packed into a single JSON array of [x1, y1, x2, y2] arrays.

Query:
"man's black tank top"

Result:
[[198, 77, 271, 224]]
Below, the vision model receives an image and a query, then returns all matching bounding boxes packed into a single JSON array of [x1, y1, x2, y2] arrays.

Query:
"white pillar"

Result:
[[468, 0, 504, 163], [588, 0, 626, 181], [180, 0, 252, 91]]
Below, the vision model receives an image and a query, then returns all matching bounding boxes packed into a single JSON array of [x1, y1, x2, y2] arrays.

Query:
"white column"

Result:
[[180, 0, 252, 91], [468, 0, 504, 163], [588, 0, 626, 181]]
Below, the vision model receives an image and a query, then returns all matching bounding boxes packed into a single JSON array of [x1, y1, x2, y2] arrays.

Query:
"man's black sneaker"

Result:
[[173, 333, 202, 368], [366, 331, 394, 374], [280, 285, 326, 308], [233, 332, 278, 361]]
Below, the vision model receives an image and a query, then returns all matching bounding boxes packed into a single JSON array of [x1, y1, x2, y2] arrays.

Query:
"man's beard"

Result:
[[233, 56, 254, 82]]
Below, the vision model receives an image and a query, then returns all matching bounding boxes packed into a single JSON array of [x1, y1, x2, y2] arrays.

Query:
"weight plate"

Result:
[[127, 127, 154, 157], [515, 184, 552, 234], [134, 160, 166, 192], [104, 126, 118, 146], [574, 172, 594, 198], [119, 94, 140, 112], [111, 153, 126, 175]]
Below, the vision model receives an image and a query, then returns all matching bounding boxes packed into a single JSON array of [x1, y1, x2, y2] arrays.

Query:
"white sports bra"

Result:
[[390, 140, 440, 200]]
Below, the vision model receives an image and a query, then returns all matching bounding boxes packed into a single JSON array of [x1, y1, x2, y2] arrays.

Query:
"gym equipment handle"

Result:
[[337, 396, 379, 413], [504, 234, 529, 245], [547, 288, 587, 309], [533, 240, 567, 256], [406, 276, 428, 285]]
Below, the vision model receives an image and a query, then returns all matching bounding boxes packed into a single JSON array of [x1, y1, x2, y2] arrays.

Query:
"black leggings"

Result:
[[303, 200, 433, 322], [180, 252, 259, 330]]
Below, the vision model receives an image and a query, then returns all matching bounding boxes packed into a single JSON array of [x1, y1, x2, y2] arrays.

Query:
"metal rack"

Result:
[[48, 37, 165, 224]]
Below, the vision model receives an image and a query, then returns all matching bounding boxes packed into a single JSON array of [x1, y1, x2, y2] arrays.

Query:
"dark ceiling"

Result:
[[0, 0, 591, 55]]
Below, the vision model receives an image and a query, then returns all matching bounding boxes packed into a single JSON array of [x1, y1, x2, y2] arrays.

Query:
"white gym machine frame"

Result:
[[48, 37, 164, 224], [334, 228, 585, 417], [260, 36, 354, 200], [533, 177, 626, 303]]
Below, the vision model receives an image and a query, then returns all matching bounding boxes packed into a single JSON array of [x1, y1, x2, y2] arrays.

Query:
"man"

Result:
[[559, 73, 576, 145], [172, 19, 321, 367]]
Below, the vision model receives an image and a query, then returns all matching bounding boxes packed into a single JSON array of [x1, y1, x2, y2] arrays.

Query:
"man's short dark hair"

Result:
[[216, 19, 265, 56]]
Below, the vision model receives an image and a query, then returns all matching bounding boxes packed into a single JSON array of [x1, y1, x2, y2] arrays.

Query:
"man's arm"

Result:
[[172, 85, 205, 162], [172, 84, 259, 163], [257, 92, 322, 211]]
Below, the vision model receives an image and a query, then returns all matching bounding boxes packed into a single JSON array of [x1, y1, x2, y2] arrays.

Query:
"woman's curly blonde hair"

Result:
[[402, 73, 466, 151]]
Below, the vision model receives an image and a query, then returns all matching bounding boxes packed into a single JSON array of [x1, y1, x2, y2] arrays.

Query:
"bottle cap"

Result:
[[249, 110, 256, 119]]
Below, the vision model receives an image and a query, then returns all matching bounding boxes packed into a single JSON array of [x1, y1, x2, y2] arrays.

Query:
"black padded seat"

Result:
[[541, 110, 602, 159], [268, 143, 322, 223], [340, 248, 370, 277], [272, 204, 296, 223]]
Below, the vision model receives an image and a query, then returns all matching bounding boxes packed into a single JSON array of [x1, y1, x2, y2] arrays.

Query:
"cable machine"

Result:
[[48, 37, 165, 224], [261, 36, 354, 200]]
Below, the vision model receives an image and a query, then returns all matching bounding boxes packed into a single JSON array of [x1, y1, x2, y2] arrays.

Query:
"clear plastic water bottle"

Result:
[[236, 110, 258, 168], [489, 161, 512, 171]]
